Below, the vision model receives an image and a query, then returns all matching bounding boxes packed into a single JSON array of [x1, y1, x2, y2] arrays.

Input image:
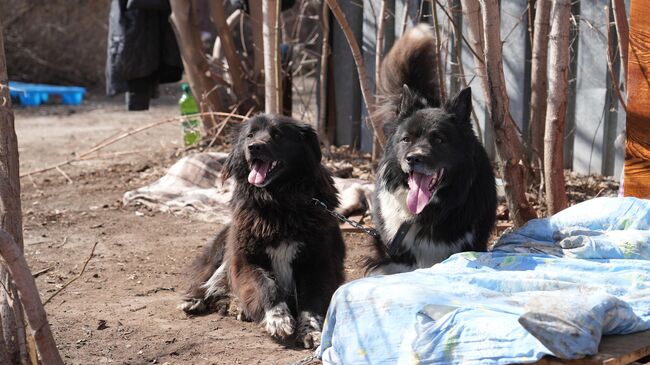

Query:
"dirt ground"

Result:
[[12, 92, 621, 365], [15, 95, 374, 365]]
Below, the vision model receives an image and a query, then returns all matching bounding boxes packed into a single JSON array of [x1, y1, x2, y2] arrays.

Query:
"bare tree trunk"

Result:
[[460, 0, 488, 99], [373, 0, 388, 160], [208, 0, 249, 109], [606, 6, 628, 112], [325, 0, 386, 149], [170, 0, 220, 133], [611, 0, 629, 82], [318, 1, 331, 148], [375, 0, 387, 95], [0, 230, 63, 365], [262, 0, 282, 114], [529, 0, 552, 174], [478, 0, 537, 226], [544, 0, 571, 214], [0, 314, 9, 365], [250, 1, 266, 104], [430, 0, 447, 103], [0, 20, 29, 365]]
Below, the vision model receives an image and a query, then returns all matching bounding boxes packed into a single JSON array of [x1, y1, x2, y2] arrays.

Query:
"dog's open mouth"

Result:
[[406, 169, 444, 214], [248, 159, 281, 187]]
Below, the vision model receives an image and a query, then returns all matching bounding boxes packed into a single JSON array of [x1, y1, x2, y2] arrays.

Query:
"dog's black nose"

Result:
[[248, 142, 264, 152], [406, 153, 424, 165]]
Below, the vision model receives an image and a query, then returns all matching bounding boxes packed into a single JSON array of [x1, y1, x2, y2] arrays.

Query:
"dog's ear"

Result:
[[221, 128, 246, 182], [444, 87, 472, 125], [397, 84, 417, 119], [383, 121, 397, 138], [298, 123, 322, 162]]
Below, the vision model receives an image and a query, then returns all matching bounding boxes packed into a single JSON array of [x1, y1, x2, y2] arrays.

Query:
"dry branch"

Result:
[[325, 0, 386, 149], [43, 241, 98, 307], [375, 0, 387, 100], [611, 0, 629, 81], [437, 0, 482, 140], [170, 0, 221, 133], [430, 0, 447, 103], [605, 6, 628, 113], [318, 1, 331, 148], [478, 0, 537, 226], [20, 112, 248, 179], [250, 1, 266, 101], [435, 0, 484, 65], [209, 0, 248, 107], [374, 0, 388, 159], [460, 0, 489, 99], [544, 0, 571, 214], [0, 229, 63, 365], [529, 0, 552, 173]]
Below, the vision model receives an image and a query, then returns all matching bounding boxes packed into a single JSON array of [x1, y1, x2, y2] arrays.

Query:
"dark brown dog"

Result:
[[180, 114, 345, 349]]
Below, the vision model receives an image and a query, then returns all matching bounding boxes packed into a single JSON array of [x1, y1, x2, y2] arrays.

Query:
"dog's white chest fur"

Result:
[[377, 186, 413, 240], [266, 241, 302, 293], [375, 185, 474, 274]]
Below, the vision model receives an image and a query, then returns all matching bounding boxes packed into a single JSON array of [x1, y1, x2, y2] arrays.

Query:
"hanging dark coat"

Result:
[[105, 0, 183, 97]]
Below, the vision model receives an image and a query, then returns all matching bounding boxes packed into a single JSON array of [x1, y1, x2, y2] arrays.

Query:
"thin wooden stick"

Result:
[[20, 112, 248, 179], [79, 149, 152, 161], [169, 0, 222, 133], [43, 241, 99, 307], [208, 0, 248, 107], [430, 0, 447, 102], [325, 0, 386, 149], [207, 104, 241, 149], [434, 0, 484, 64], [375, 0, 387, 96], [55, 166, 72, 184], [605, 5, 628, 112], [611, 0, 629, 82], [442, 0, 483, 141], [0, 229, 63, 365], [373, 0, 388, 160], [318, 1, 331, 149], [401, 0, 410, 36]]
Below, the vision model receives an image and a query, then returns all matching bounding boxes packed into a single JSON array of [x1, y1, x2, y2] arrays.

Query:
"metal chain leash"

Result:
[[287, 354, 319, 365], [311, 198, 380, 238]]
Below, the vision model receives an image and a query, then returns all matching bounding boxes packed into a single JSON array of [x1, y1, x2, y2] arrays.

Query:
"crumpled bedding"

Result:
[[123, 152, 374, 223], [319, 197, 650, 364]]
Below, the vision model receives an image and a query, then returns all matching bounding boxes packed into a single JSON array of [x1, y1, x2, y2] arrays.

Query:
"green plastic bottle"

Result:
[[179, 83, 201, 146]]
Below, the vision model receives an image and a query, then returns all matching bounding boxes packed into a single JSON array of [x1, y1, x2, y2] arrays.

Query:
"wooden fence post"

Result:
[[624, 0, 650, 197]]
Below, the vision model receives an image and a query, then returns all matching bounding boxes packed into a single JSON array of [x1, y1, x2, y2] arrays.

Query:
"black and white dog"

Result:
[[367, 24, 497, 275], [180, 114, 345, 349]]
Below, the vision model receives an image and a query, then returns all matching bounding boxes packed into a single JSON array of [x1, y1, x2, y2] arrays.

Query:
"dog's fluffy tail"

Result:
[[375, 24, 441, 122]]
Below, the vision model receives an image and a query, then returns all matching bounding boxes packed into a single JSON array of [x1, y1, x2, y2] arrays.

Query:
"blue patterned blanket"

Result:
[[318, 197, 650, 364]]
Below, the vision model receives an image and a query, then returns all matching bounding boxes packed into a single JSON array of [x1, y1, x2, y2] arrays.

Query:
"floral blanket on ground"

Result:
[[318, 197, 650, 364]]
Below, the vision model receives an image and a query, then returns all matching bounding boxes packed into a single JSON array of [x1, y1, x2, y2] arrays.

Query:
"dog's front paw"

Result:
[[179, 297, 207, 315], [297, 330, 321, 349], [263, 303, 295, 339], [296, 311, 323, 349]]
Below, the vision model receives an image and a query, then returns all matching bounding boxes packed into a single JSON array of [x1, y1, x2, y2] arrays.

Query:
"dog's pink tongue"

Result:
[[407, 172, 434, 214], [248, 160, 271, 186]]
